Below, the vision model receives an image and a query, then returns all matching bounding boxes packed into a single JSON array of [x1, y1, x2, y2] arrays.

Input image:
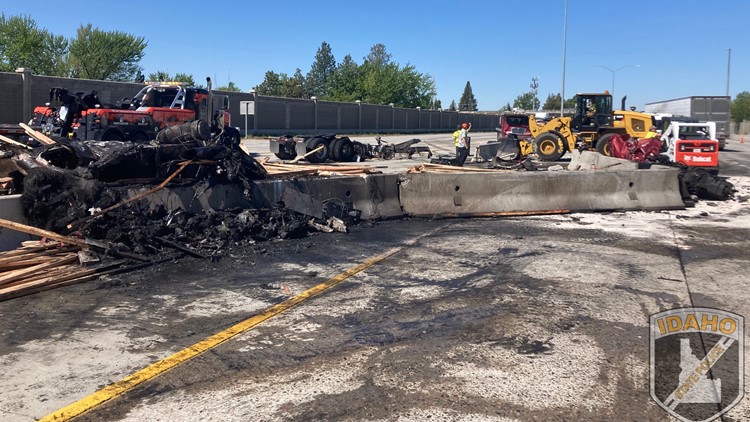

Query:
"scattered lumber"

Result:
[[260, 160, 382, 177], [19, 123, 56, 145], [406, 163, 509, 174]]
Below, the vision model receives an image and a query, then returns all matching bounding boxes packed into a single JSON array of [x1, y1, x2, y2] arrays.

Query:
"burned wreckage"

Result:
[[3, 81, 359, 263], [13, 125, 351, 258]]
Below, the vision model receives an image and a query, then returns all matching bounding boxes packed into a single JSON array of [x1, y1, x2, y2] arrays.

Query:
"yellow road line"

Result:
[[41, 245, 408, 421]]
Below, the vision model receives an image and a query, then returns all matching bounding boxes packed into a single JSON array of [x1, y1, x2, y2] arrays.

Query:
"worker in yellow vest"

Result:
[[452, 124, 461, 156]]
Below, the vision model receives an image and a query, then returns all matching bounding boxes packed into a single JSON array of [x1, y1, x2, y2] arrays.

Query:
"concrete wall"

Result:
[[730, 120, 750, 135], [0, 70, 499, 135]]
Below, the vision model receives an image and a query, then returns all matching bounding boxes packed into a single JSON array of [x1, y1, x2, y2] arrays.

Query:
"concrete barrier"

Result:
[[252, 174, 402, 220], [141, 174, 403, 221], [398, 167, 685, 216], [0, 195, 33, 251]]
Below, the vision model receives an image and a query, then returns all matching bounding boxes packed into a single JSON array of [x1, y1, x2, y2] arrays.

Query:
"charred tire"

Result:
[[306, 137, 329, 163], [595, 133, 616, 157], [352, 142, 367, 161], [102, 130, 125, 142], [223, 128, 241, 148], [274, 150, 297, 160], [129, 131, 149, 143], [329, 138, 342, 161], [338, 138, 355, 162], [533, 133, 564, 161]]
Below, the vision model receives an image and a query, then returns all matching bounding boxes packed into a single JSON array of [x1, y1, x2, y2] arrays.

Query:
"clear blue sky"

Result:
[[3, 0, 746, 110]]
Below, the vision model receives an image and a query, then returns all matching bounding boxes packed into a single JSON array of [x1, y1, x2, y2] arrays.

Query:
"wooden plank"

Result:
[[19, 123, 56, 145], [70, 160, 193, 229], [0, 255, 78, 286], [290, 145, 323, 163], [0, 133, 32, 149], [0, 218, 88, 248], [0, 264, 79, 289]]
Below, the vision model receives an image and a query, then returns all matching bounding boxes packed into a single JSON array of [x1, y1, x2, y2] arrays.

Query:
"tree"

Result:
[[254, 71, 283, 95], [513, 91, 540, 110], [326, 54, 362, 102], [458, 81, 478, 111], [449, 100, 457, 111], [147, 71, 196, 86], [541, 93, 575, 110], [326, 44, 434, 108], [542, 93, 562, 111], [0, 14, 69, 76], [434, 99, 442, 110], [216, 81, 241, 92], [365, 43, 392, 67], [306, 41, 336, 98], [500, 102, 512, 112], [67, 24, 147, 81], [731, 91, 750, 125]]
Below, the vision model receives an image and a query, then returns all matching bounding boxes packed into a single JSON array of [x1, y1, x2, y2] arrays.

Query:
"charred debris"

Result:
[[2, 122, 358, 263]]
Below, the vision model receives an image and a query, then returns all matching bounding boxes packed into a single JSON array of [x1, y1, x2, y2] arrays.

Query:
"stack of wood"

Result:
[[406, 163, 509, 174], [259, 158, 382, 177], [0, 241, 127, 301]]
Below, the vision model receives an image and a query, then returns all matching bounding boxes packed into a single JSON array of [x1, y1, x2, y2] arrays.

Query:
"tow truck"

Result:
[[30, 78, 240, 145]]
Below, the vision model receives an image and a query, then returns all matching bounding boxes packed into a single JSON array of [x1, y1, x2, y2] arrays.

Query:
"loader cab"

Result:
[[573, 93, 613, 131]]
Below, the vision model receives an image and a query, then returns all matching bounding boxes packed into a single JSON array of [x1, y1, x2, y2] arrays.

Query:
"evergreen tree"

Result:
[[449, 100, 457, 111], [365, 43, 392, 66], [541, 93, 561, 111], [254, 71, 284, 96], [326, 54, 362, 102], [306, 41, 336, 98], [458, 81, 478, 111], [434, 99, 442, 110]]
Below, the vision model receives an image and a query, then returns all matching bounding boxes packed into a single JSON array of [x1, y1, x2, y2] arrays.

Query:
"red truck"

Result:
[[30, 79, 240, 145]]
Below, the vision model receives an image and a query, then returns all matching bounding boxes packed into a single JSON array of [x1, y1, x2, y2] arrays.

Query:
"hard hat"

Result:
[[462, 123, 468, 129], [649, 125, 657, 130]]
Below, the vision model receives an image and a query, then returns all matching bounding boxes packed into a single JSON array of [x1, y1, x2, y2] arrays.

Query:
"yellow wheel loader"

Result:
[[525, 92, 654, 161]]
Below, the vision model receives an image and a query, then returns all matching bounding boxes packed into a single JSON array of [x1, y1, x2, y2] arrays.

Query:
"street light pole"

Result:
[[560, 0, 568, 117], [726, 48, 732, 97], [590, 64, 639, 97]]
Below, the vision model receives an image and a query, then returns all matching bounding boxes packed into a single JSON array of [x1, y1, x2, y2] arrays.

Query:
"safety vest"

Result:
[[453, 130, 461, 147]]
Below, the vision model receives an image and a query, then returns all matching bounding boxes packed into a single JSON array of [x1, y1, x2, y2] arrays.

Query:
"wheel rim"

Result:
[[539, 140, 557, 155]]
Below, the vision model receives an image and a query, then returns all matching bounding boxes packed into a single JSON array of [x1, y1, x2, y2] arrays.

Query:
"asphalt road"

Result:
[[1, 133, 749, 421]]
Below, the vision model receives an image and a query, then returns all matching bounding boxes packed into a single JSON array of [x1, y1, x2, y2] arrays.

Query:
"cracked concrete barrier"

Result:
[[399, 167, 685, 217], [252, 174, 402, 220], [129, 175, 402, 220]]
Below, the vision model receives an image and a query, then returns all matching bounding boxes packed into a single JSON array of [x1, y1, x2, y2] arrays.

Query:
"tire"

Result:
[[305, 137, 329, 163], [274, 150, 297, 160], [338, 138, 355, 162], [329, 138, 342, 161], [101, 130, 125, 142], [595, 133, 617, 157], [532, 133, 563, 161], [129, 131, 149, 143], [224, 128, 241, 148]]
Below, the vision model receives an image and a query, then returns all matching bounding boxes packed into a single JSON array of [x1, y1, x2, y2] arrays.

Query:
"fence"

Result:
[[0, 69, 500, 135]]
